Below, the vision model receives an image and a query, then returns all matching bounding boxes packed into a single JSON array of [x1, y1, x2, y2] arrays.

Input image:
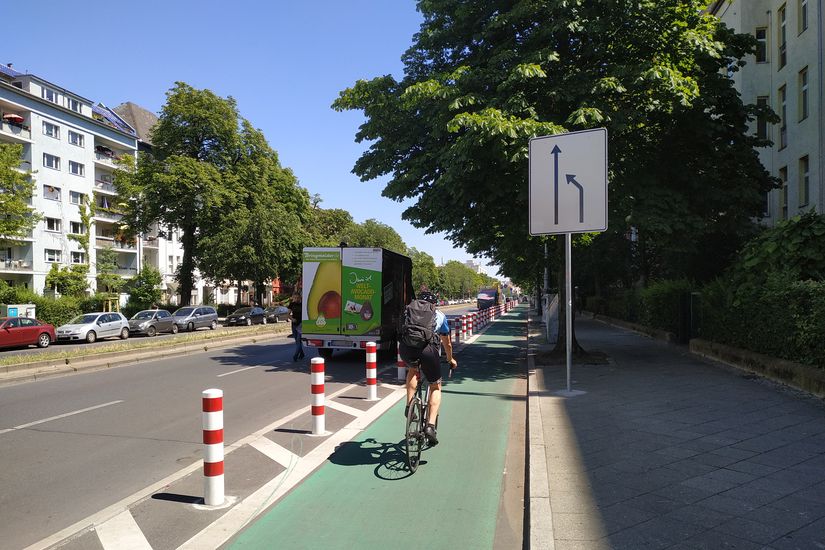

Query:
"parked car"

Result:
[[128, 309, 178, 337], [172, 306, 218, 332], [225, 306, 266, 326], [56, 312, 130, 343], [0, 317, 56, 349], [263, 305, 290, 323]]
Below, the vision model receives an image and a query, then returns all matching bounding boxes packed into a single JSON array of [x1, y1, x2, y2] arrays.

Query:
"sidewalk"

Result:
[[224, 307, 527, 549], [529, 314, 825, 549]]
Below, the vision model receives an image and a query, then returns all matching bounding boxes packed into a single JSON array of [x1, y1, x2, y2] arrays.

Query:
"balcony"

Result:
[[94, 179, 116, 194], [0, 120, 31, 142], [94, 207, 123, 222], [0, 259, 32, 271], [142, 236, 159, 248], [95, 237, 136, 250]]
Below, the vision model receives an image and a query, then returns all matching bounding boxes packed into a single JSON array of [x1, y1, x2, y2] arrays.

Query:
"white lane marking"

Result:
[[0, 400, 124, 436], [96, 510, 152, 550], [248, 437, 300, 468], [324, 399, 363, 418], [178, 385, 406, 550], [217, 366, 258, 378]]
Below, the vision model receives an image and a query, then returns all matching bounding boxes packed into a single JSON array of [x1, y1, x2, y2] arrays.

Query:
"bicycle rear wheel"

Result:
[[405, 397, 424, 472]]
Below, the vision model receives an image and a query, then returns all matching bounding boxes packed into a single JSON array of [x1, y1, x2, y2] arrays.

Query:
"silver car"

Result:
[[128, 309, 177, 336], [172, 306, 219, 332], [57, 312, 130, 343]]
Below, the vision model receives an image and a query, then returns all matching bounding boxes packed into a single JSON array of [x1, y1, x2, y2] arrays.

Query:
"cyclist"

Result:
[[401, 290, 457, 445]]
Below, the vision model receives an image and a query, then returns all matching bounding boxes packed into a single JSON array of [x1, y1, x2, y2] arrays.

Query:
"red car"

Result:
[[0, 317, 56, 349]]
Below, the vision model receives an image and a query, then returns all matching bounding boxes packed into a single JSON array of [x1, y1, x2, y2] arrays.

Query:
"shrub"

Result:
[[638, 279, 694, 334]]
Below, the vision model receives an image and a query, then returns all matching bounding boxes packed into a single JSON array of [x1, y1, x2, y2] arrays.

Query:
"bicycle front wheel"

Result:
[[405, 397, 424, 472]]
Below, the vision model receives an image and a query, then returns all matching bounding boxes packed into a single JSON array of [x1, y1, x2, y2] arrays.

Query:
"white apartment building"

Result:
[[0, 63, 204, 303], [709, 0, 824, 224]]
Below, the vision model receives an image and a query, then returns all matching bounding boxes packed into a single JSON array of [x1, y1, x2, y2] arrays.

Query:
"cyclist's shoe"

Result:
[[424, 423, 438, 446]]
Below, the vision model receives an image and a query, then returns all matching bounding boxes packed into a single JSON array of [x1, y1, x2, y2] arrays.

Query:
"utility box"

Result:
[[1, 304, 36, 319]]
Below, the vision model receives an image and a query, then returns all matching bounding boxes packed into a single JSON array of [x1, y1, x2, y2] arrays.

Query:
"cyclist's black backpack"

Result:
[[398, 299, 437, 351]]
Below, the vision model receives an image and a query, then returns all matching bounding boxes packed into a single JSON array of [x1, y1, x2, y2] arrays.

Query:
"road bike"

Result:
[[404, 364, 437, 473]]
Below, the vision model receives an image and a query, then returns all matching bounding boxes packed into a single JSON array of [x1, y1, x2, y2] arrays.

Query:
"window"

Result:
[[68, 130, 84, 147], [66, 98, 81, 112], [69, 191, 85, 205], [69, 161, 85, 176], [778, 4, 787, 69], [755, 28, 767, 62], [168, 255, 174, 272], [799, 156, 810, 206], [45, 217, 62, 232], [43, 153, 60, 170], [43, 121, 60, 139], [41, 87, 58, 103], [799, 0, 808, 33], [43, 185, 61, 201], [98, 173, 113, 184], [44, 249, 62, 263], [69, 221, 85, 234], [799, 67, 809, 120], [778, 85, 787, 149], [71, 251, 86, 264], [756, 96, 769, 139], [779, 166, 788, 220]]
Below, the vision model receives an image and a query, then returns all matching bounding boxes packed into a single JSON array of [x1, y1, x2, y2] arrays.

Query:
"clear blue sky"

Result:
[[8, 1, 500, 278]]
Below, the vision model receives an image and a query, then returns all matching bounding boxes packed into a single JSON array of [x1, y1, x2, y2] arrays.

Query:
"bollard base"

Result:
[[554, 389, 587, 398], [193, 494, 237, 511]]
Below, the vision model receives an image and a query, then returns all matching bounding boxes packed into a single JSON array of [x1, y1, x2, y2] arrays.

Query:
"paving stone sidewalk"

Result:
[[530, 315, 825, 550]]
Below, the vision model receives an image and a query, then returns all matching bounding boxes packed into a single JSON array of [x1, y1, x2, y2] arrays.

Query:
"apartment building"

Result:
[[709, 0, 824, 225], [0, 63, 201, 302]]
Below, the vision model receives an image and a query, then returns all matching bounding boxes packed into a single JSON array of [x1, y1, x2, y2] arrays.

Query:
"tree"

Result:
[[308, 207, 355, 247], [0, 143, 40, 245], [45, 264, 89, 297], [333, 0, 775, 351], [115, 83, 240, 305], [126, 265, 162, 308], [342, 218, 407, 254], [95, 247, 124, 294], [409, 247, 438, 292]]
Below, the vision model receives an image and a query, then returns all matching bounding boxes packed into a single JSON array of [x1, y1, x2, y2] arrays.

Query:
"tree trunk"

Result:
[[552, 237, 585, 356], [179, 226, 196, 306]]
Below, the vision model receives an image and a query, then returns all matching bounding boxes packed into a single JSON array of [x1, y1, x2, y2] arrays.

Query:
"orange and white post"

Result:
[[311, 358, 326, 435], [202, 388, 224, 506], [366, 342, 378, 401]]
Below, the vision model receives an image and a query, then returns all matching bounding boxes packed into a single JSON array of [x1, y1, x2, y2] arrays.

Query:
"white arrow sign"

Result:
[[529, 128, 608, 235]]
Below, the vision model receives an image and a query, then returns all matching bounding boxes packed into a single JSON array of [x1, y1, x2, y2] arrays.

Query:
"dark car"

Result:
[[128, 309, 177, 336], [225, 306, 266, 326], [263, 305, 290, 323], [0, 317, 56, 349]]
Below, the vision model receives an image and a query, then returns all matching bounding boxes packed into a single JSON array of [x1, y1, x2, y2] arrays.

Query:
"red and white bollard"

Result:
[[366, 342, 378, 401], [397, 349, 406, 381], [454, 318, 461, 345], [311, 358, 326, 435], [461, 314, 467, 340], [202, 388, 224, 506], [468, 313, 474, 337]]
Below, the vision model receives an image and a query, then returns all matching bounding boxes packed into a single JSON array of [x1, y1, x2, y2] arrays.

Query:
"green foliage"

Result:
[[409, 248, 439, 293], [67, 196, 93, 261], [341, 219, 407, 254], [0, 283, 81, 327], [638, 279, 694, 334], [95, 247, 124, 294], [307, 208, 355, 247], [729, 211, 825, 295], [124, 266, 162, 309], [0, 143, 41, 245], [44, 264, 90, 297]]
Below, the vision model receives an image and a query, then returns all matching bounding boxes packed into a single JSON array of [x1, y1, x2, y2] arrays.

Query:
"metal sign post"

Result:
[[529, 128, 608, 396]]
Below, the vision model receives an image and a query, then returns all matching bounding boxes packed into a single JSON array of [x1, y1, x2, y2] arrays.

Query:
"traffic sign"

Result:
[[529, 128, 608, 235]]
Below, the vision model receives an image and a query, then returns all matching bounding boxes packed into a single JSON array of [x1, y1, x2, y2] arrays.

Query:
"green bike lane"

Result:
[[229, 307, 526, 549]]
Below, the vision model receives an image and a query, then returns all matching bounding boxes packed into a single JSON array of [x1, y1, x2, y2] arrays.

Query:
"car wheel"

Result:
[[147, 326, 157, 337], [171, 324, 179, 334], [210, 320, 218, 330], [188, 322, 195, 332], [120, 328, 129, 339], [246, 318, 252, 326], [86, 331, 97, 344], [37, 333, 51, 348]]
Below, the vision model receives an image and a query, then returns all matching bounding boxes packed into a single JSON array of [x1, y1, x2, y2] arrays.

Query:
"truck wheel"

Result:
[[319, 348, 334, 360]]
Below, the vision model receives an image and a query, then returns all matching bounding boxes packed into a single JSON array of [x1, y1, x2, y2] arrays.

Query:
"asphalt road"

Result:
[[0, 332, 386, 549]]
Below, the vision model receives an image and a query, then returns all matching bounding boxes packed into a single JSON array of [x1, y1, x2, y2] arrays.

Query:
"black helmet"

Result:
[[418, 291, 438, 304]]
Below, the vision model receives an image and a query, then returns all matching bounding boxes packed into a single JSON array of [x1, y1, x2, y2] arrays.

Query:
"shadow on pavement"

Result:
[[329, 437, 419, 481]]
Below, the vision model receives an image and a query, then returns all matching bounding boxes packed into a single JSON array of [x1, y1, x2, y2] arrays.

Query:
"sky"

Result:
[[7, 1, 501, 278]]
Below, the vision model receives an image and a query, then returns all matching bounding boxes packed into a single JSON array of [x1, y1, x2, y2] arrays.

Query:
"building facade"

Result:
[[710, 0, 824, 225]]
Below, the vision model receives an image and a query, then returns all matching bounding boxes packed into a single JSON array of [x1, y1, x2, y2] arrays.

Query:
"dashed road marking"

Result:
[[0, 400, 124, 435], [249, 437, 300, 468], [96, 510, 152, 550]]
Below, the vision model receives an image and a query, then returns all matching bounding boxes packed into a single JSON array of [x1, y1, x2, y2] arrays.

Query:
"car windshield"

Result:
[[131, 311, 155, 320], [70, 314, 99, 324], [174, 307, 195, 317], [233, 308, 252, 315]]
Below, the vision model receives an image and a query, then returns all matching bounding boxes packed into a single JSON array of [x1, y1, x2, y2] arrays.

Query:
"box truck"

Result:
[[301, 247, 414, 359], [477, 287, 500, 310]]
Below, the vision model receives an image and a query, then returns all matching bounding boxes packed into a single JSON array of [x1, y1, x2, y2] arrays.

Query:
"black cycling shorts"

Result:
[[399, 341, 442, 384]]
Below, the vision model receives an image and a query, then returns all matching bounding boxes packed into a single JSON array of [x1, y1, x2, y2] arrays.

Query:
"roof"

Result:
[[113, 102, 158, 144], [92, 104, 136, 136]]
